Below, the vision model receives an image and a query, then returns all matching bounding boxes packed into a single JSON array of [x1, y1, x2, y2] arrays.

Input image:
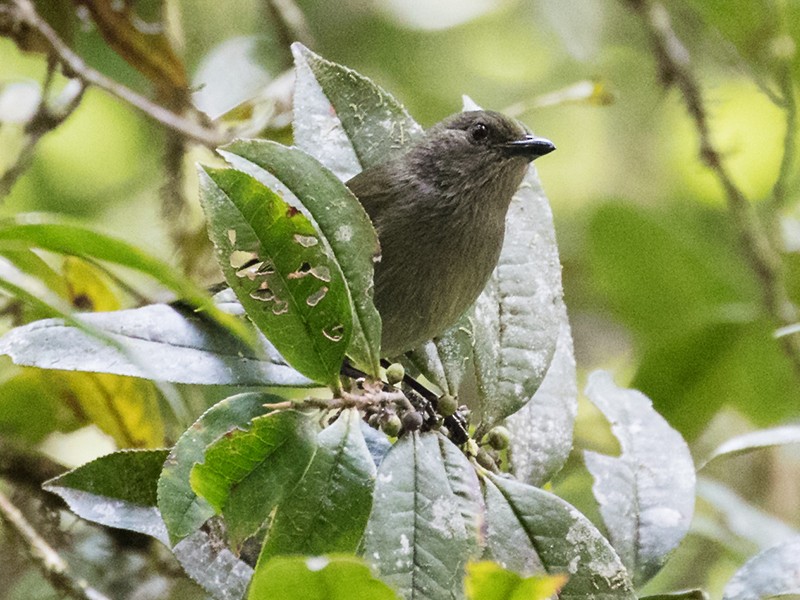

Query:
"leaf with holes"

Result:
[[221, 140, 382, 376], [199, 166, 353, 387]]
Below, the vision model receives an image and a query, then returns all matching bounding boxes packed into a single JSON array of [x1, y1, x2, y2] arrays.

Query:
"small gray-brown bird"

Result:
[[346, 110, 555, 357]]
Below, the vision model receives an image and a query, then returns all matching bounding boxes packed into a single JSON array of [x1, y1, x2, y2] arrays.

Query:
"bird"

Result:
[[346, 110, 555, 357]]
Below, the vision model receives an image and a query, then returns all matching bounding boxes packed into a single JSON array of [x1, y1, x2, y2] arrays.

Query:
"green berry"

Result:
[[438, 394, 458, 417], [385, 363, 405, 386], [382, 414, 402, 437], [486, 426, 511, 450], [476, 448, 496, 470]]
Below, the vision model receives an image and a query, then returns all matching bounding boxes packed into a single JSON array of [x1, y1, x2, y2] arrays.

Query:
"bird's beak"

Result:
[[502, 135, 556, 160]]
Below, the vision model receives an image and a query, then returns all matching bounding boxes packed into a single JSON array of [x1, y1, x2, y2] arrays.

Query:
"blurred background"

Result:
[[1, 0, 799, 597]]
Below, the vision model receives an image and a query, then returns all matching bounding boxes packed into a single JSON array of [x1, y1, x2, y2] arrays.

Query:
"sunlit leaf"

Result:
[[199, 167, 352, 387], [58, 372, 164, 449], [190, 410, 317, 548], [43, 449, 170, 545], [259, 409, 376, 559], [249, 555, 400, 600], [464, 561, 567, 600], [221, 140, 382, 375], [584, 370, 695, 587], [158, 392, 273, 546]]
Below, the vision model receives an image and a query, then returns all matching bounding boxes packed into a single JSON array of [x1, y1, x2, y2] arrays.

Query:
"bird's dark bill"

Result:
[[502, 135, 556, 160]]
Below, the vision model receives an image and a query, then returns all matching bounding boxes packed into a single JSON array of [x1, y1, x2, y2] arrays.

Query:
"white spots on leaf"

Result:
[[272, 299, 289, 315], [230, 251, 258, 270], [378, 472, 393, 483], [399, 534, 411, 555], [335, 225, 353, 243], [305, 556, 328, 572], [227, 229, 237, 245], [430, 496, 462, 538]]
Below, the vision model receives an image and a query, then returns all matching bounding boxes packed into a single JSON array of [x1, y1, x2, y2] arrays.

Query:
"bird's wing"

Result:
[[345, 164, 398, 225]]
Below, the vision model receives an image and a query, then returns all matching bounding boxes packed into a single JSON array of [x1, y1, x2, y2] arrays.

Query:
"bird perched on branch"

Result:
[[346, 110, 555, 357]]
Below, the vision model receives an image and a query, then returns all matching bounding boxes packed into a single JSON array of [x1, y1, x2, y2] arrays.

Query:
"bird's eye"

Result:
[[471, 122, 489, 142]]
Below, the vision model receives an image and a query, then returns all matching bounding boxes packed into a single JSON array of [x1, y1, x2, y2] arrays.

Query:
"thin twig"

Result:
[[771, 58, 797, 213], [0, 489, 112, 600], [6, 0, 228, 148], [263, 388, 409, 411], [625, 0, 800, 375], [0, 58, 86, 197]]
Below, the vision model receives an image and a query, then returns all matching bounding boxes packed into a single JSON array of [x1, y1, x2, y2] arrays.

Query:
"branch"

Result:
[[771, 57, 797, 213], [5, 0, 228, 148], [0, 489, 112, 600], [0, 58, 86, 197], [625, 0, 800, 374]]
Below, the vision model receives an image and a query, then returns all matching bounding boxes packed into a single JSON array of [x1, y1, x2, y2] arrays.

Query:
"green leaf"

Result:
[[482, 473, 635, 600], [158, 392, 274, 546], [699, 425, 800, 469], [722, 538, 800, 600], [0, 216, 251, 343], [259, 408, 376, 559], [464, 561, 567, 600], [468, 164, 564, 428], [291, 43, 423, 180], [190, 410, 317, 548], [405, 313, 474, 397], [43, 449, 170, 545], [583, 371, 695, 587], [198, 166, 353, 387], [362, 432, 479, 600], [0, 303, 312, 386], [505, 322, 577, 486], [248, 555, 400, 600], [221, 140, 382, 375]]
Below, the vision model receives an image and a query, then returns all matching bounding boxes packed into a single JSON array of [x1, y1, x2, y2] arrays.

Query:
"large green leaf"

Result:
[[583, 371, 695, 587], [43, 449, 170, 545], [291, 43, 423, 180], [0, 217, 251, 342], [362, 432, 481, 600], [221, 140, 382, 375], [258, 408, 376, 559], [0, 303, 313, 386], [158, 392, 274, 546], [198, 166, 353, 387], [482, 473, 635, 600], [468, 164, 564, 428], [249, 555, 400, 600], [190, 409, 317, 548]]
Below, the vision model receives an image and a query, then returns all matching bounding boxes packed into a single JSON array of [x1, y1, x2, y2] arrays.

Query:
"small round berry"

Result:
[[385, 363, 405, 386], [486, 426, 511, 450], [401, 411, 424, 431], [438, 394, 458, 417], [381, 414, 402, 437]]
